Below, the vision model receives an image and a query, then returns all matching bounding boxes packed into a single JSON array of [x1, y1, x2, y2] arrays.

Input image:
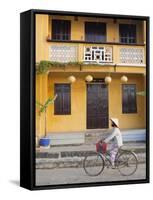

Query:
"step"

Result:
[[46, 129, 146, 146], [47, 132, 85, 145], [36, 153, 146, 169], [36, 147, 146, 159]]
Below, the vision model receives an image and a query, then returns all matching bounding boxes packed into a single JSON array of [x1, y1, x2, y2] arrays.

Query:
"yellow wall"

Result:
[[36, 14, 145, 63], [48, 16, 144, 43], [35, 14, 146, 137], [47, 73, 86, 132], [36, 14, 49, 62], [36, 74, 48, 137], [36, 72, 145, 137], [109, 74, 145, 129]]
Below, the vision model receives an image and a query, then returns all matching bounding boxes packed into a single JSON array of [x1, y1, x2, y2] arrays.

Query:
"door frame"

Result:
[[86, 81, 109, 129]]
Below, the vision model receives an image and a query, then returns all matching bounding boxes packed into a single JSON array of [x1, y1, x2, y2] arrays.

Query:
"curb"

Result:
[[36, 148, 146, 159], [36, 152, 146, 169]]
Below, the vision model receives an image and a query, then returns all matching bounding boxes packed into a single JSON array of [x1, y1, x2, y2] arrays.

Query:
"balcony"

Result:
[[49, 45, 78, 63], [48, 42, 145, 67], [83, 46, 113, 64], [119, 47, 145, 65]]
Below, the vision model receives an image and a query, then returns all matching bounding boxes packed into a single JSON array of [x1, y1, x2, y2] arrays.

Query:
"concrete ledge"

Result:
[[36, 147, 145, 159], [36, 141, 146, 169], [47, 132, 85, 145], [36, 153, 146, 169], [45, 129, 146, 146], [122, 129, 146, 142]]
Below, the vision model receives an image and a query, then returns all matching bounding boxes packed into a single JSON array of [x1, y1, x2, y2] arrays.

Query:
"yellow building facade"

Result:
[[35, 14, 146, 138]]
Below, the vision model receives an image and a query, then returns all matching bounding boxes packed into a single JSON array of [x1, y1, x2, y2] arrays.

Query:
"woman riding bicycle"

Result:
[[84, 118, 138, 176], [103, 118, 123, 168]]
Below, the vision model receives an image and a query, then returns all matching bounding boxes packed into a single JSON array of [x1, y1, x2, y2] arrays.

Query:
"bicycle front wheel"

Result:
[[117, 151, 138, 176], [83, 152, 105, 176]]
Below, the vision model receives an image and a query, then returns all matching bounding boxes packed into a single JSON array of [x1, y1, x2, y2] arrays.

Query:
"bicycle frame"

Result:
[[99, 148, 136, 168], [100, 151, 112, 168], [83, 148, 138, 177]]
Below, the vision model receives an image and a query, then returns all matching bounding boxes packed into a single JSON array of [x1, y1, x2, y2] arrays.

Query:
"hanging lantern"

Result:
[[85, 75, 93, 82], [68, 75, 76, 83], [105, 76, 112, 84], [121, 75, 128, 83]]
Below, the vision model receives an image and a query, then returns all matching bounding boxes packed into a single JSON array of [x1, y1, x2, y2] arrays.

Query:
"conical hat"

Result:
[[110, 118, 119, 127]]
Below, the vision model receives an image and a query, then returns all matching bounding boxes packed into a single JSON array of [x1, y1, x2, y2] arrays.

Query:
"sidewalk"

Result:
[[36, 142, 146, 169]]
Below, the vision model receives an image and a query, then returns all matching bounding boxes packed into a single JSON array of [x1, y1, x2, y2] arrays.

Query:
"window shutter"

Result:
[[54, 84, 71, 115], [119, 24, 136, 44], [52, 20, 71, 41], [122, 84, 137, 113], [85, 22, 106, 42]]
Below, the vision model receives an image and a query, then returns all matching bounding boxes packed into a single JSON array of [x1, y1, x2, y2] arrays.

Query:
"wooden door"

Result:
[[87, 84, 108, 129]]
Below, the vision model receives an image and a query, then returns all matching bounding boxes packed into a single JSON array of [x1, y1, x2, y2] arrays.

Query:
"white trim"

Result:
[[83, 62, 116, 66], [117, 63, 146, 67], [82, 62, 146, 67]]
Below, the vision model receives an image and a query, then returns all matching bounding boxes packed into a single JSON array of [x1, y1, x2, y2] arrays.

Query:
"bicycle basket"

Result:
[[96, 142, 107, 153]]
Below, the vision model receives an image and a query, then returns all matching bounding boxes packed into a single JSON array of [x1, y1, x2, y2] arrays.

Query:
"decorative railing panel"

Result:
[[49, 46, 78, 62], [84, 46, 113, 64], [120, 48, 144, 64], [48, 44, 144, 66]]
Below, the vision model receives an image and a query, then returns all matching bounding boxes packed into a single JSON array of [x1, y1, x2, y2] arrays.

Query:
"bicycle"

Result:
[[83, 144, 138, 177]]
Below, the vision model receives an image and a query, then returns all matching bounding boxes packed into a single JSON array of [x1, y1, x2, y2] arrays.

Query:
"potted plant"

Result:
[[36, 94, 57, 148]]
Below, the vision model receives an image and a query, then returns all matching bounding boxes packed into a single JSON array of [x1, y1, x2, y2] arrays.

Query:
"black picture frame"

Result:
[[20, 9, 150, 190]]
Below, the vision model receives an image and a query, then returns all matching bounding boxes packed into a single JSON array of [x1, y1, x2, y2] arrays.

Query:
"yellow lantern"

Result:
[[68, 75, 76, 83], [105, 76, 112, 84], [121, 75, 128, 83], [85, 75, 93, 82]]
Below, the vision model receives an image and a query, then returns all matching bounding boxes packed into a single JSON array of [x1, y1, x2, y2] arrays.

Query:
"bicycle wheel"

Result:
[[83, 151, 105, 176], [117, 151, 138, 176]]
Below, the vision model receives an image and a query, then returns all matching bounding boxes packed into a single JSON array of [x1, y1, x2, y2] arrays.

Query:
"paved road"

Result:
[[36, 163, 146, 186]]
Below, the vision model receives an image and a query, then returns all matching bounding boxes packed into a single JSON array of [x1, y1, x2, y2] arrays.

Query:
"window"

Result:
[[52, 19, 71, 41], [85, 22, 106, 42], [119, 24, 136, 44], [122, 84, 137, 113], [54, 84, 71, 115]]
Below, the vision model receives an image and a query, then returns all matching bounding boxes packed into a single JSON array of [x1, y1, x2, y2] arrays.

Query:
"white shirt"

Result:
[[104, 127, 123, 147]]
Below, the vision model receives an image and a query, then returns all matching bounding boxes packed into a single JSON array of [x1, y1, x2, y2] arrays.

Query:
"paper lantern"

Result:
[[105, 76, 112, 84], [85, 75, 93, 82], [121, 75, 128, 83], [68, 75, 76, 83]]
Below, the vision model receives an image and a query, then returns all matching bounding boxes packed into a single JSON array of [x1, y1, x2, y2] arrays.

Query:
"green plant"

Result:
[[36, 60, 104, 74], [36, 61, 53, 74], [137, 91, 146, 96], [36, 61, 83, 74], [36, 94, 58, 137]]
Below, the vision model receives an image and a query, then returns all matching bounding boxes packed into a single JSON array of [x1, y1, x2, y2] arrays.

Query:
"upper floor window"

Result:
[[85, 22, 106, 43], [119, 24, 136, 44], [52, 19, 71, 41]]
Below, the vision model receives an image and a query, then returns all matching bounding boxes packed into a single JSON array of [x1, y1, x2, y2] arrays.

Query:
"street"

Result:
[[36, 163, 146, 186]]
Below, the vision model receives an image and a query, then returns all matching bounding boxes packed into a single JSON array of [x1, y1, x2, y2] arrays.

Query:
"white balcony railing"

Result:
[[83, 46, 113, 64], [49, 46, 78, 63], [119, 47, 144, 65], [48, 45, 145, 66]]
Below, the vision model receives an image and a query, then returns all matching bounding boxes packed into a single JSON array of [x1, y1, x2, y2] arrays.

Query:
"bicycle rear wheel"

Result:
[[83, 152, 105, 176], [117, 151, 138, 176]]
